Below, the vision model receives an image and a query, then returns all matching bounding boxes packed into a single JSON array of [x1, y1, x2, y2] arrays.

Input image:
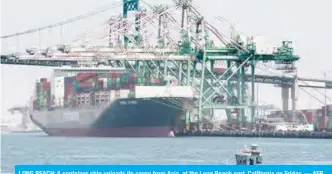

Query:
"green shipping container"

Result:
[[314, 122, 320, 130], [37, 97, 44, 101], [284, 111, 292, 118], [328, 121, 332, 131], [185, 112, 190, 124], [121, 75, 129, 83], [128, 90, 135, 98], [79, 88, 94, 92], [107, 78, 117, 88], [328, 111, 332, 117], [115, 78, 121, 84], [136, 78, 146, 85], [115, 83, 121, 88], [107, 80, 112, 88], [135, 77, 140, 85], [159, 80, 167, 86]]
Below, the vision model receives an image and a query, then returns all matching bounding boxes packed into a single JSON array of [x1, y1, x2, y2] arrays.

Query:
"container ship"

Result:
[[29, 67, 195, 137]]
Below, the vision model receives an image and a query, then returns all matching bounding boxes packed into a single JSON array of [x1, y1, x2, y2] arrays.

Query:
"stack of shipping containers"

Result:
[[274, 109, 332, 132], [322, 105, 332, 131], [298, 108, 332, 132], [310, 106, 332, 132], [319, 107, 327, 131], [73, 72, 101, 106], [328, 105, 332, 131], [36, 71, 168, 109], [35, 78, 51, 110], [301, 110, 314, 125], [64, 77, 74, 107]]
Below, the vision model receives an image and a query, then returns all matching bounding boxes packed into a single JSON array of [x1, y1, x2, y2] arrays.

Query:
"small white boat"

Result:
[[235, 144, 263, 165]]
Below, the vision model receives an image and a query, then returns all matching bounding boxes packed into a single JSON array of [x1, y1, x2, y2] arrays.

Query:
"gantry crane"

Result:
[[1, 0, 331, 131]]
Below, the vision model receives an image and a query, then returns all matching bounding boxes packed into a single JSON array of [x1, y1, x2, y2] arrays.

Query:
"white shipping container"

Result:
[[119, 90, 130, 98], [134, 86, 194, 98], [110, 90, 120, 101], [51, 76, 65, 107]]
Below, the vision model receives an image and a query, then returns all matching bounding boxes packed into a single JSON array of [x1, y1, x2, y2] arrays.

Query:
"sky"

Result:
[[1, 0, 332, 124]]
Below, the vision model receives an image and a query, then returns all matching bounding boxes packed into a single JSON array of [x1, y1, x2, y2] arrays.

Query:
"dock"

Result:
[[176, 130, 332, 139]]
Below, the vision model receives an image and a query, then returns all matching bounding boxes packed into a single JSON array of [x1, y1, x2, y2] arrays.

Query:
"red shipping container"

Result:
[[41, 82, 51, 91], [131, 72, 138, 78], [320, 116, 328, 129], [109, 73, 114, 78], [109, 72, 116, 78], [65, 83, 73, 89], [65, 84, 73, 95], [65, 88, 73, 95], [128, 76, 135, 84], [76, 73, 97, 81], [154, 78, 161, 84], [79, 82, 94, 88], [110, 72, 124, 78], [327, 105, 332, 111], [77, 72, 96, 76], [44, 82, 51, 87], [98, 80, 104, 88], [214, 68, 226, 73], [128, 84, 135, 89], [40, 78, 48, 83], [304, 112, 313, 124]]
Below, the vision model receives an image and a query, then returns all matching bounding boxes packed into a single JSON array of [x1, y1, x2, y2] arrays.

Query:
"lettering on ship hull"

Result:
[[62, 112, 79, 122]]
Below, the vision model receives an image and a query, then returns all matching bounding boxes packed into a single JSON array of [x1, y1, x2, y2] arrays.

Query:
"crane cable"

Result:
[[207, 10, 330, 103], [300, 81, 332, 102], [0, 1, 122, 39], [201, 8, 331, 110]]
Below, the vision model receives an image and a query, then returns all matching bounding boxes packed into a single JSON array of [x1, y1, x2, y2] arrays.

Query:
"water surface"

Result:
[[2, 133, 332, 172]]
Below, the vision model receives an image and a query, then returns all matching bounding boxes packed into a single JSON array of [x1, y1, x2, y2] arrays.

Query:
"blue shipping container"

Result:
[[64, 77, 75, 84]]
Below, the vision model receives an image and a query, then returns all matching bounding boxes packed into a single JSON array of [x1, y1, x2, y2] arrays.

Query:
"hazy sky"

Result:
[[1, 0, 332, 123]]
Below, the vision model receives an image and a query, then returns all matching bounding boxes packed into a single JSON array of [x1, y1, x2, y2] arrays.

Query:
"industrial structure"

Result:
[[7, 106, 41, 132], [1, 0, 331, 130]]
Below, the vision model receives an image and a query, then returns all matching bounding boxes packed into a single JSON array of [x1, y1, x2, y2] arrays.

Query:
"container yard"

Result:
[[1, 0, 332, 137]]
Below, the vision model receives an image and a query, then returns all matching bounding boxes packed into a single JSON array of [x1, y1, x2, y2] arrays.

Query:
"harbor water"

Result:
[[2, 132, 332, 173]]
